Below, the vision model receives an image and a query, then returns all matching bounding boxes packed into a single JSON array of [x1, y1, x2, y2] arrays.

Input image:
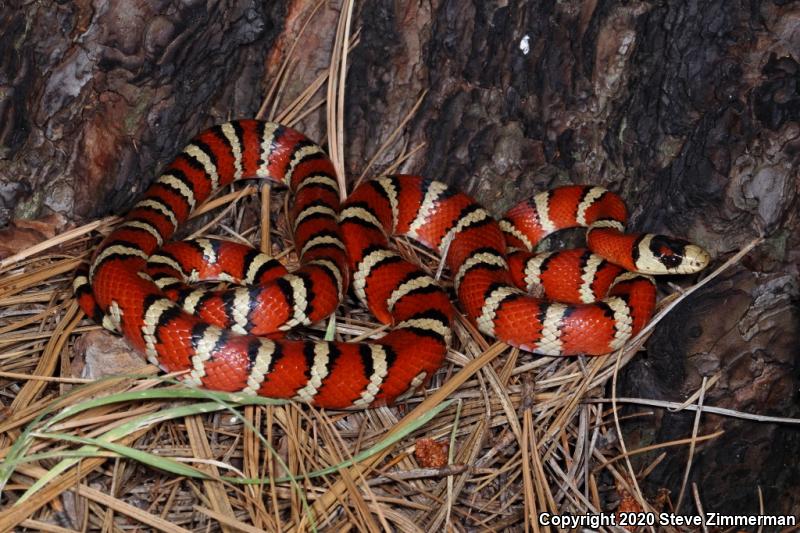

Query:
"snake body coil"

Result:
[[75, 120, 710, 408]]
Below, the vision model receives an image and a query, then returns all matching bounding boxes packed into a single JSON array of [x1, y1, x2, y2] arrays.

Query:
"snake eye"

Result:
[[658, 251, 684, 270], [650, 236, 688, 271]]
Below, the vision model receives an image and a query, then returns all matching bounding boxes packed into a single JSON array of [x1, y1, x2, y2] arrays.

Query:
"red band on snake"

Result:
[[75, 120, 710, 408]]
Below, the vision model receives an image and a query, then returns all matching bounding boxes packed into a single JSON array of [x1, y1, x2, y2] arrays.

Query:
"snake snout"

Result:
[[677, 244, 711, 274]]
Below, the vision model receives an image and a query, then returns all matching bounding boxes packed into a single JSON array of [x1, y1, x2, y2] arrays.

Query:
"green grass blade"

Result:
[[32, 432, 210, 478], [15, 401, 226, 503], [219, 398, 455, 484]]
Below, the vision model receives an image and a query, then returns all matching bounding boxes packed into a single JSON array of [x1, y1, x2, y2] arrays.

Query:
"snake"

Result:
[[73, 119, 710, 409]]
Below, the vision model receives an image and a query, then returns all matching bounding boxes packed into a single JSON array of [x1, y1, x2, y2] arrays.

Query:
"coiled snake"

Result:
[[74, 120, 710, 408]]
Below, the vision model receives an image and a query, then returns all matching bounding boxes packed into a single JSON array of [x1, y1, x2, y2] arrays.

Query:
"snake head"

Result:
[[636, 235, 711, 275]]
